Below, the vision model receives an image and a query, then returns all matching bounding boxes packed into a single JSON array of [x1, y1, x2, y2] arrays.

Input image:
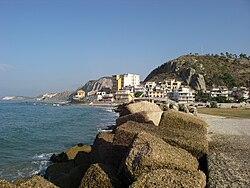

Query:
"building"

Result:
[[147, 89, 165, 98], [169, 87, 195, 103], [231, 87, 249, 100], [210, 86, 229, 98], [102, 94, 114, 103], [112, 75, 122, 93], [96, 87, 112, 101], [115, 90, 134, 103], [122, 73, 140, 87], [145, 81, 157, 92], [73, 89, 85, 100], [112, 73, 140, 93], [165, 79, 182, 92]]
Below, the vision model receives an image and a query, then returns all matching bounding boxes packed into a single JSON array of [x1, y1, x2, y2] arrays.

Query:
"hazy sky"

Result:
[[0, 0, 250, 97]]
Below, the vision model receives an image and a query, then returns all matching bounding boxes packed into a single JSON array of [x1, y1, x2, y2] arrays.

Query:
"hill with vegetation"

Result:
[[144, 53, 250, 90]]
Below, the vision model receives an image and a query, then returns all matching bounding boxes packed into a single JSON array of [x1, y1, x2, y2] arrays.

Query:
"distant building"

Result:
[[165, 79, 182, 92], [122, 73, 140, 87], [112, 73, 140, 93], [115, 90, 134, 103], [169, 87, 195, 103], [73, 89, 85, 100], [102, 94, 114, 103], [148, 89, 165, 98], [112, 75, 122, 93], [210, 86, 229, 98], [145, 81, 157, 92], [96, 87, 112, 101]]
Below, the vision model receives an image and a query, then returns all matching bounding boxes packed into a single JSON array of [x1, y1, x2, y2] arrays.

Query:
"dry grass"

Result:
[[198, 108, 250, 119]]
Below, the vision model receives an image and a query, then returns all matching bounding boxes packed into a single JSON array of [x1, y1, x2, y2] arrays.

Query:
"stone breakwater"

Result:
[[0, 101, 208, 188]]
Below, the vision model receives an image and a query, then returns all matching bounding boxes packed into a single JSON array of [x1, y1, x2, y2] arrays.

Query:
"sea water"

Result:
[[0, 100, 118, 181]]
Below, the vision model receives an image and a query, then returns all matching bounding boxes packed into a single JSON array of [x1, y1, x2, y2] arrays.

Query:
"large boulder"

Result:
[[0, 180, 17, 188], [45, 161, 90, 188], [91, 132, 114, 165], [115, 121, 208, 160], [122, 132, 199, 183], [0, 176, 59, 188], [64, 144, 91, 160], [130, 169, 206, 188], [50, 144, 91, 163], [116, 111, 163, 126], [45, 161, 74, 187], [159, 110, 208, 135], [178, 103, 189, 113], [17, 176, 59, 188], [79, 163, 122, 188], [119, 101, 162, 116]]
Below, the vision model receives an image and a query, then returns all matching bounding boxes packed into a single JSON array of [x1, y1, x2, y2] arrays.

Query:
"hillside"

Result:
[[144, 54, 250, 90], [78, 77, 113, 93]]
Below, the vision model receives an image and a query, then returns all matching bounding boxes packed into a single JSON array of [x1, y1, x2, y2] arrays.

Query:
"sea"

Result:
[[0, 100, 118, 181]]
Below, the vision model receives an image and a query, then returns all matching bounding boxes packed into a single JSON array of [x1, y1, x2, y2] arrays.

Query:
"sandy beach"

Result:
[[199, 114, 250, 187]]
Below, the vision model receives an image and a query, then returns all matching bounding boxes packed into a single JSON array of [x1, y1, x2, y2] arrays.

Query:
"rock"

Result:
[[210, 101, 218, 108], [178, 103, 189, 113], [122, 132, 199, 183], [115, 120, 208, 160], [119, 101, 162, 117], [64, 145, 92, 160], [80, 77, 113, 93], [1, 176, 59, 188], [158, 103, 169, 111], [180, 67, 196, 85], [45, 161, 74, 183], [79, 163, 122, 188], [130, 169, 206, 188], [74, 151, 91, 166], [190, 73, 206, 91], [116, 111, 163, 126], [17, 175, 59, 188], [159, 110, 207, 135], [91, 132, 114, 165], [68, 164, 90, 188], [50, 145, 91, 163], [0, 180, 17, 188], [189, 106, 198, 116], [169, 103, 179, 111]]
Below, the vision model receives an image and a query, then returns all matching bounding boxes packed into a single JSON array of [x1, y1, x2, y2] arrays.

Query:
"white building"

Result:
[[210, 86, 229, 98], [122, 73, 140, 87], [145, 82, 157, 92], [170, 87, 195, 103]]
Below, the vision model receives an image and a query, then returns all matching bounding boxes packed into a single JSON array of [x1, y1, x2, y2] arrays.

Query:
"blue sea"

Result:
[[0, 100, 118, 181]]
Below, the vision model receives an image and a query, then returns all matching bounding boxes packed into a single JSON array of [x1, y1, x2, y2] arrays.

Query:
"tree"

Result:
[[239, 53, 247, 59], [135, 91, 143, 97]]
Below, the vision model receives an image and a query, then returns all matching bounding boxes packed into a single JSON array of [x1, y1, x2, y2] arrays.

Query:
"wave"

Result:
[[31, 153, 53, 176]]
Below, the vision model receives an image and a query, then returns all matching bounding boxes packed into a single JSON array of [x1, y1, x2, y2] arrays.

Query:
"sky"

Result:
[[0, 0, 250, 97]]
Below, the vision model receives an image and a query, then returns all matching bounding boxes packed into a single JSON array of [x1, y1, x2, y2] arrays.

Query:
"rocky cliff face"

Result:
[[36, 91, 74, 101], [78, 77, 113, 93], [144, 55, 250, 90]]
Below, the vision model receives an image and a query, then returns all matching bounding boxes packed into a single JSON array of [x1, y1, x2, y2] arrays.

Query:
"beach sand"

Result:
[[199, 114, 250, 187]]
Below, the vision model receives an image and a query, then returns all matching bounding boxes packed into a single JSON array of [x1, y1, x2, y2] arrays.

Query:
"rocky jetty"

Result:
[[40, 101, 208, 188]]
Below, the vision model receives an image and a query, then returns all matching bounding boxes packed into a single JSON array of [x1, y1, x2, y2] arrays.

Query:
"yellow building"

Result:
[[115, 90, 134, 103], [112, 75, 122, 93]]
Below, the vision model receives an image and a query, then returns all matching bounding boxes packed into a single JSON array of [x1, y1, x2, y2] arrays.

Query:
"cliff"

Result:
[[78, 77, 113, 93], [144, 54, 250, 90], [36, 91, 74, 101]]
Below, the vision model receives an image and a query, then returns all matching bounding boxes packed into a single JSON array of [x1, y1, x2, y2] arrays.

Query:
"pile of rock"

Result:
[[42, 101, 208, 188]]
